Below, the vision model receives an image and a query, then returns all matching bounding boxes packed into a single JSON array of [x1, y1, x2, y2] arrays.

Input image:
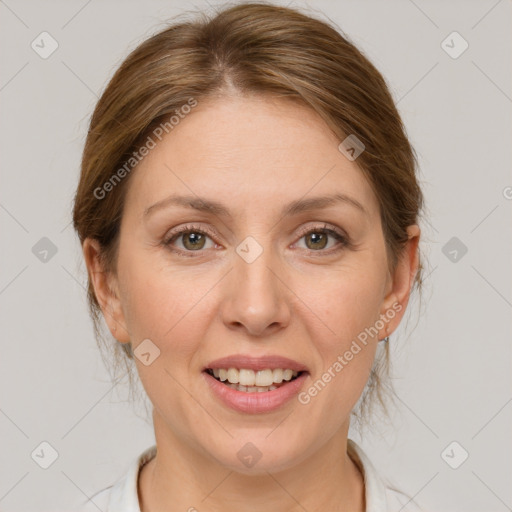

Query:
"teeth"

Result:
[[227, 383, 279, 392], [210, 368, 301, 386], [273, 368, 283, 383], [239, 369, 255, 386], [255, 369, 274, 387], [227, 368, 239, 384], [283, 369, 294, 381]]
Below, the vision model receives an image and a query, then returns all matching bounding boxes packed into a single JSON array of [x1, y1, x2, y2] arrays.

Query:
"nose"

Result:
[[220, 243, 291, 338]]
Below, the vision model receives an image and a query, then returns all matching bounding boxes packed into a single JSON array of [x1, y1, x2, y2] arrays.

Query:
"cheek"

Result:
[[118, 260, 213, 414], [295, 258, 385, 407], [118, 248, 184, 333], [302, 257, 387, 345], [118, 251, 220, 363]]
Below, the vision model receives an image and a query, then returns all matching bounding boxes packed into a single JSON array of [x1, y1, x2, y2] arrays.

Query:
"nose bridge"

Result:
[[237, 238, 276, 296], [222, 234, 290, 335]]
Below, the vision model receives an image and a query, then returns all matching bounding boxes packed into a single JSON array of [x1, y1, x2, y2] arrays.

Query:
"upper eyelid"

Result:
[[294, 223, 346, 238], [164, 223, 217, 241]]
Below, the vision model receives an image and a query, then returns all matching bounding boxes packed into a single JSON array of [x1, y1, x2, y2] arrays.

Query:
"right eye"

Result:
[[163, 224, 219, 256]]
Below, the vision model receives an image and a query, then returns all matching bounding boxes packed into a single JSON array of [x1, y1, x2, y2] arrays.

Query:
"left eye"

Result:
[[295, 228, 347, 251]]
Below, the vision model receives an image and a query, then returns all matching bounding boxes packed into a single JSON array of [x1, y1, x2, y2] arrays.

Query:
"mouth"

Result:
[[202, 355, 310, 413], [204, 367, 305, 393], [202, 354, 310, 413]]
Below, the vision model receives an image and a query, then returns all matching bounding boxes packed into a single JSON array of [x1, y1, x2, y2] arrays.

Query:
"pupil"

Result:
[[184, 232, 205, 250], [308, 233, 327, 249]]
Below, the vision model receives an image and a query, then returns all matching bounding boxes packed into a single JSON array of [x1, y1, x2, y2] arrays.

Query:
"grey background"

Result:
[[0, 0, 511, 511]]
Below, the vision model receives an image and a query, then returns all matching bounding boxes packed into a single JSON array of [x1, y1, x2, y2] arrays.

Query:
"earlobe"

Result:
[[82, 238, 131, 343], [378, 225, 421, 340]]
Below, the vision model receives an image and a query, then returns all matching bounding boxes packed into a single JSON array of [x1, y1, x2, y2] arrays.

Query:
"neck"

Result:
[[138, 412, 365, 512]]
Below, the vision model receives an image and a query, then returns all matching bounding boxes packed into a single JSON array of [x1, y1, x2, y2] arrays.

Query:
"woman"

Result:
[[73, 3, 424, 510]]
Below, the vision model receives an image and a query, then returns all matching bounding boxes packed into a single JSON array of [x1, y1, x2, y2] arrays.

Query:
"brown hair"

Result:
[[73, 1, 424, 422]]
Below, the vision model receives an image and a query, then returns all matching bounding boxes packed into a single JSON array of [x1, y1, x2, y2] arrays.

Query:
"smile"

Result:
[[206, 367, 302, 393], [202, 361, 309, 414]]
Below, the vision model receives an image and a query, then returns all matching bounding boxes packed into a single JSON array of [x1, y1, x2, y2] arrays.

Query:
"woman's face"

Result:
[[88, 94, 418, 473]]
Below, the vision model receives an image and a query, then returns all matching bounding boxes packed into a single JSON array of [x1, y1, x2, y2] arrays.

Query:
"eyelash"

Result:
[[162, 223, 350, 258]]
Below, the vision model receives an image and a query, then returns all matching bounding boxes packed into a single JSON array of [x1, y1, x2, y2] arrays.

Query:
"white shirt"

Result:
[[76, 440, 423, 511]]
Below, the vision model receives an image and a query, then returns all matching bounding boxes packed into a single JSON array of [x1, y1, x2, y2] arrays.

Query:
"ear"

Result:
[[378, 225, 421, 339], [82, 238, 131, 344]]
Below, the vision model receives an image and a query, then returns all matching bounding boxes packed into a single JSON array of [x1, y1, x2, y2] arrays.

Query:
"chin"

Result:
[[201, 433, 313, 476]]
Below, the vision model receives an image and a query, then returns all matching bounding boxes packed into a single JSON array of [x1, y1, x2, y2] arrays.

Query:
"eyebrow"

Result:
[[143, 192, 367, 219]]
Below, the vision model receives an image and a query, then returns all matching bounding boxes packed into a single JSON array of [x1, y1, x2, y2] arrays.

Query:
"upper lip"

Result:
[[204, 355, 309, 373]]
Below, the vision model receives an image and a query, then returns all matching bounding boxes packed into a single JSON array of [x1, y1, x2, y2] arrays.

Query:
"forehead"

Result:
[[123, 94, 379, 222]]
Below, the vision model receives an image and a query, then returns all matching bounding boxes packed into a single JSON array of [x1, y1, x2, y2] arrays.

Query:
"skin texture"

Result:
[[83, 94, 420, 512]]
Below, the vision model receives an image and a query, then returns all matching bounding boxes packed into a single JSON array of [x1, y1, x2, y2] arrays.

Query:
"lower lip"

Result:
[[203, 371, 308, 414]]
